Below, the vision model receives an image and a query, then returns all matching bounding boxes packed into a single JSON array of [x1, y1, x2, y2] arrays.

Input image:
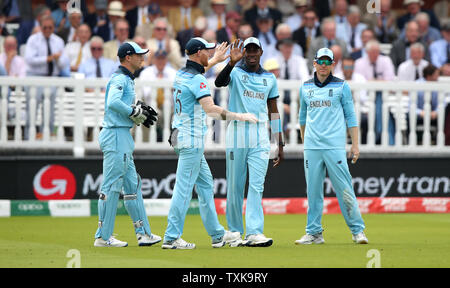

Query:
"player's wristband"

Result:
[[270, 119, 282, 134]]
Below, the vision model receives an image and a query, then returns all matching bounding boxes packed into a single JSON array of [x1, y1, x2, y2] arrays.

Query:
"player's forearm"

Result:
[[349, 126, 359, 146], [300, 125, 305, 143], [214, 63, 233, 87]]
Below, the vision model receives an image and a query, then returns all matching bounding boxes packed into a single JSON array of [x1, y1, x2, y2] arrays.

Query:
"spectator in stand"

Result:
[[237, 23, 253, 41], [51, 0, 70, 34], [390, 20, 430, 72], [307, 17, 347, 72], [100, 1, 126, 43], [24, 15, 70, 139], [103, 19, 130, 61], [244, 0, 282, 35], [0, 35, 26, 77], [16, 4, 51, 46], [176, 16, 208, 57], [275, 23, 303, 57], [429, 21, 450, 76], [354, 40, 396, 145], [293, 8, 321, 57], [397, 0, 440, 31], [146, 17, 183, 70], [330, 44, 343, 76], [207, 0, 228, 32], [335, 56, 369, 143], [85, 0, 111, 42], [285, 0, 308, 32], [139, 50, 177, 142], [56, 8, 82, 44], [263, 57, 280, 77], [362, 0, 398, 44], [433, 0, 449, 25], [350, 28, 375, 60], [255, 13, 277, 65], [336, 5, 367, 54], [333, 0, 349, 27], [168, 0, 204, 35], [408, 64, 440, 144], [216, 11, 241, 44], [134, 3, 163, 40], [276, 38, 309, 138], [413, 12, 441, 46], [64, 24, 92, 72], [78, 36, 118, 79], [125, 0, 152, 39], [397, 42, 429, 81]]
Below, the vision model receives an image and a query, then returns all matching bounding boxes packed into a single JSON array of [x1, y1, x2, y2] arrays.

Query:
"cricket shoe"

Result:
[[94, 236, 128, 247], [212, 231, 241, 248], [294, 232, 325, 245], [137, 233, 162, 246], [352, 232, 369, 244], [245, 234, 273, 247], [161, 238, 196, 250]]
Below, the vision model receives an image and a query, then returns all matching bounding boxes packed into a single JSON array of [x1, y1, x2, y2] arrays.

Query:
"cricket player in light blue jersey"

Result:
[[215, 38, 284, 247], [94, 42, 161, 247], [162, 38, 258, 249], [296, 47, 368, 245]]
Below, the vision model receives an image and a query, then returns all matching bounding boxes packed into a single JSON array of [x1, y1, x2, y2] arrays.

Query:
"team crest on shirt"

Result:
[[329, 89, 333, 97], [307, 90, 314, 98], [263, 79, 267, 86], [242, 74, 249, 83], [200, 82, 207, 89]]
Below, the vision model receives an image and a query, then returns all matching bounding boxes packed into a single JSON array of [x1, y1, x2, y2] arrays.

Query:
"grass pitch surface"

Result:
[[0, 214, 449, 268]]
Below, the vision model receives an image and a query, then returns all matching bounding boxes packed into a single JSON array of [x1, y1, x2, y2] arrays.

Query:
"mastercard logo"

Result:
[[33, 165, 77, 200]]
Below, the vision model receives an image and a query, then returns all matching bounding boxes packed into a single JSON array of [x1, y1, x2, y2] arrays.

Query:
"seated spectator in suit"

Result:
[[85, 0, 111, 43], [52, 0, 70, 34], [146, 18, 183, 70], [285, 0, 308, 32], [433, 0, 449, 25], [354, 40, 396, 145], [255, 13, 277, 65], [56, 8, 82, 44], [390, 20, 430, 72], [168, 0, 204, 35], [429, 20, 450, 76], [244, 0, 282, 35], [307, 17, 347, 72], [64, 24, 92, 72], [275, 23, 303, 57], [333, 0, 349, 26], [0, 35, 27, 77], [397, 0, 440, 31], [293, 8, 321, 56], [397, 42, 429, 81], [207, 0, 228, 32], [362, 0, 398, 44], [125, 0, 152, 39], [408, 64, 440, 144], [413, 12, 441, 46], [134, 3, 163, 40], [16, 4, 51, 46], [176, 16, 208, 57], [78, 36, 118, 79], [336, 5, 367, 54], [95, 1, 126, 43], [216, 11, 241, 44], [103, 18, 130, 61], [350, 28, 375, 60]]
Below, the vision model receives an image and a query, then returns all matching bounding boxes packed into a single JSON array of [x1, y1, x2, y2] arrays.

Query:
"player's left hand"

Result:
[[273, 144, 284, 167], [350, 145, 359, 164]]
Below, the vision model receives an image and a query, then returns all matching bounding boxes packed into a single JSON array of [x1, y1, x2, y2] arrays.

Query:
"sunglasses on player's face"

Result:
[[316, 59, 333, 66]]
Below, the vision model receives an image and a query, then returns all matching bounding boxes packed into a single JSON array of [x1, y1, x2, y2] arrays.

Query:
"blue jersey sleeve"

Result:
[[341, 82, 358, 128], [268, 74, 279, 100], [190, 74, 211, 100], [299, 85, 307, 126], [107, 75, 133, 116]]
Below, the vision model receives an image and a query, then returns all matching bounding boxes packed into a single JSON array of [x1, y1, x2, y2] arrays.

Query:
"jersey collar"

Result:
[[186, 60, 205, 74], [313, 72, 333, 87], [237, 61, 265, 74], [117, 65, 136, 80]]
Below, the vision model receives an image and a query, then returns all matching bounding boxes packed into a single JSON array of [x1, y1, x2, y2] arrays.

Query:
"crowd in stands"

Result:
[[0, 0, 449, 144]]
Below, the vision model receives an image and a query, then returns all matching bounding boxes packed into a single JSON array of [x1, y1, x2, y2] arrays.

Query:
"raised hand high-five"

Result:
[[229, 39, 245, 67]]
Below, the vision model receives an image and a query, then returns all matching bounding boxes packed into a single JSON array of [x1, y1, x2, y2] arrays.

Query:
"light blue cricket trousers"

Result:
[[304, 149, 365, 235], [225, 121, 270, 237], [164, 147, 225, 242]]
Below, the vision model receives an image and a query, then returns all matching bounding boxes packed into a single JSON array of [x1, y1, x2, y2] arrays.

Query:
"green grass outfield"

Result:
[[0, 213, 449, 268]]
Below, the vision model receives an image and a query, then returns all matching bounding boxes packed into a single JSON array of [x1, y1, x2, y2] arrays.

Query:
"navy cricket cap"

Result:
[[117, 41, 149, 58], [185, 37, 216, 55]]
